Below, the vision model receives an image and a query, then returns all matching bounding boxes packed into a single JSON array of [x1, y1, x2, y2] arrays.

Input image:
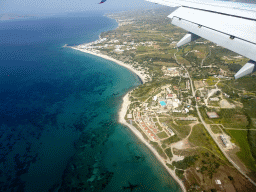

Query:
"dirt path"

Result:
[[201, 46, 211, 68]]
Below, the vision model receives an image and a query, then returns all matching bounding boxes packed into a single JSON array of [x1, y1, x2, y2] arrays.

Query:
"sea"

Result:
[[0, 12, 182, 192]]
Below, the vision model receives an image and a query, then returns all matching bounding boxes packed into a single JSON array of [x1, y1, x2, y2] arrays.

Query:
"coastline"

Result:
[[71, 45, 186, 192], [119, 92, 187, 192], [68, 13, 186, 190], [71, 47, 147, 84]]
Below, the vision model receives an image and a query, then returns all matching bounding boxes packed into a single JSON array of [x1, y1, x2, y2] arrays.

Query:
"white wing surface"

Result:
[[145, 0, 256, 79]]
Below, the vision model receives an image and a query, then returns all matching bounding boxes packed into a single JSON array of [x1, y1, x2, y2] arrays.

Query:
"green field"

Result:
[[155, 122, 162, 131], [162, 135, 180, 145], [188, 124, 226, 160], [175, 120, 194, 126], [210, 125, 223, 134], [225, 129, 256, 172], [199, 107, 248, 129], [206, 77, 218, 86], [157, 131, 169, 139], [160, 118, 191, 138]]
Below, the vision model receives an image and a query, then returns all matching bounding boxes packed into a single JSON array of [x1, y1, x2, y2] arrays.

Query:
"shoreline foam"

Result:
[[71, 46, 186, 192]]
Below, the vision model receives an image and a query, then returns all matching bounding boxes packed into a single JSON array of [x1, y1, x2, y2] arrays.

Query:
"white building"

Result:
[[224, 93, 230, 98], [115, 45, 124, 49], [114, 49, 124, 53], [167, 128, 175, 136], [174, 99, 181, 103], [220, 135, 231, 148], [210, 97, 219, 101]]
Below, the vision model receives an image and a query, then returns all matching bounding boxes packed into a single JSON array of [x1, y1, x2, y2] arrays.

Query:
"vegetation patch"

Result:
[[160, 119, 191, 138], [166, 163, 175, 170], [162, 135, 180, 145], [225, 129, 256, 172], [154, 62, 178, 67], [155, 122, 162, 131], [188, 124, 225, 160], [206, 77, 218, 86], [248, 129, 256, 161], [150, 141, 167, 159], [156, 131, 168, 139], [173, 155, 199, 169], [175, 120, 194, 126], [217, 109, 248, 128], [175, 169, 185, 180], [229, 76, 256, 92], [210, 125, 222, 134], [165, 148, 173, 159], [197, 153, 221, 179]]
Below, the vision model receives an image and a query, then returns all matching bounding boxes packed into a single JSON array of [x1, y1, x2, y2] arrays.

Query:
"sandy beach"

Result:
[[119, 92, 187, 192], [71, 47, 147, 84], [71, 46, 186, 192]]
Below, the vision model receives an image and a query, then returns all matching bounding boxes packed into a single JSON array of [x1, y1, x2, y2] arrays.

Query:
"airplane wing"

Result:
[[145, 0, 256, 79], [99, 0, 107, 4]]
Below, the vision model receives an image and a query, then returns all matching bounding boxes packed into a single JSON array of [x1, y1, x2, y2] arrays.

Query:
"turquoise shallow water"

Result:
[[0, 13, 181, 191], [103, 123, 182, 192]]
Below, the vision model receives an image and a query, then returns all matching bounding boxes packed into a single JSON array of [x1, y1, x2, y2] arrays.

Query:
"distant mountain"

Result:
[[0, 13, 36, 20]]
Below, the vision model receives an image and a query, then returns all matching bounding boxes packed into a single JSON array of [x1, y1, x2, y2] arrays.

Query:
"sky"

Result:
[[0, 0, 160, 14], [1, 0, 255, 15]]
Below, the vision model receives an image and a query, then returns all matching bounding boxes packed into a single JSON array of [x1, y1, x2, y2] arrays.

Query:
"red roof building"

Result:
[[207, 112, 219, 119], [166, 94, 173, 99], [173, 86, 179, 91]]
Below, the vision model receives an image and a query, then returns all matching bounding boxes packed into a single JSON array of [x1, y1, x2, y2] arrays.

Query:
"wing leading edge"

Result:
[[145, 0, 256, 79]]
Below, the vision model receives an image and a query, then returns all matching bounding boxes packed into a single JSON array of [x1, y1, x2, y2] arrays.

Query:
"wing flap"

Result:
[[168, 7, 256, 44], [171, 17, 256, 61], [146, 0, 256, 20], [146, 0, 180, 7]]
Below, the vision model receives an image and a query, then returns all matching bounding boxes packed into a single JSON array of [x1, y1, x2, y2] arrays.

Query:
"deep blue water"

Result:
[[0, 14, 181, 191]]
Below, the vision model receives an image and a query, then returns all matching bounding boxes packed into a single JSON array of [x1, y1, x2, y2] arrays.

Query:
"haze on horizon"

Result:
[[0, 0, 160, 14], [1, 0, 255, 15]]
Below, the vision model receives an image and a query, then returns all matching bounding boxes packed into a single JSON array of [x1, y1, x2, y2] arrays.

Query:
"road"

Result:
[[174, 48, 256, 186]]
